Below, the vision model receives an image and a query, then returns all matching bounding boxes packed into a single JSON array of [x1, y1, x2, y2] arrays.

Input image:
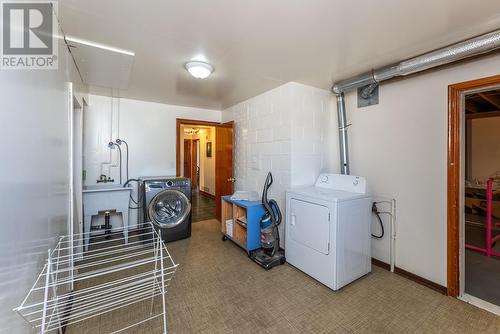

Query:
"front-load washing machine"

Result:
[[285, 174, 372, 290], [139, 176, 192, 242]]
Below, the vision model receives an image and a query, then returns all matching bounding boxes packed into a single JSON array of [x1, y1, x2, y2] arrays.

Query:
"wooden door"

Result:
[[183, 139, 192, 179], [215, 122, 234, 220], [191, 139, 199, 188]]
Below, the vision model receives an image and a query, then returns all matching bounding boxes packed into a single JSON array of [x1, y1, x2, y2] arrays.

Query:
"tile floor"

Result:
[[67, 219, 500, 334]]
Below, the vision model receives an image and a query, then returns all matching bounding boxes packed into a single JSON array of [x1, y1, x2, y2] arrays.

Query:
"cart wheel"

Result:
[[222, 235, 227, 241], [280, 257, 286, 265]]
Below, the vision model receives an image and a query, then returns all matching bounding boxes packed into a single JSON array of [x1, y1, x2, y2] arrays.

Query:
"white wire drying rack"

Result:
[[14, 222, 178, 334]]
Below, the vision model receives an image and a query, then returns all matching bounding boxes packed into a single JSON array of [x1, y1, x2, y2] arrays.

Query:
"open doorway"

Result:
[[180, 125, 216, 222], [176, 119, 234, 223], [448, 75, 500, 315], [463, 88, 500, 308]]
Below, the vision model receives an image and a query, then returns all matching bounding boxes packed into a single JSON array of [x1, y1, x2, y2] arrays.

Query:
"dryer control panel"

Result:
[[315, 173, 367, 194]]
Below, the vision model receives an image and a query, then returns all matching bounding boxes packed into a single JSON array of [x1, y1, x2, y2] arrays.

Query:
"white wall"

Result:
[[0, 25, 83, 332], [222, 82, 335, 245], [84, 95, 221, 184], [83, 95, 221, 224], [345, 54, 500, 286], [470, 116, 500, 181]]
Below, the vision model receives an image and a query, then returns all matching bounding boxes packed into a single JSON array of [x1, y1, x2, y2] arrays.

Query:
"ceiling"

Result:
[[59, 0, 500, 110], [67, 38, 134, 90], [466, 89, 500, 119]]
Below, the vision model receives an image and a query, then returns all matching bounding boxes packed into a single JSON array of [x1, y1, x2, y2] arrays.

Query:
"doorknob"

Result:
[[227, 177, 236, 182]]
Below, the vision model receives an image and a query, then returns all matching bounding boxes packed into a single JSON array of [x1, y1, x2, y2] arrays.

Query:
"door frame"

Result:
[[176, 119, 234, 221], [73, 96, 84, 257], [447, 74, 500, 297], [183, 138, 193, 179], [214, 121, 234, 220], [193, 138, 200, 188]]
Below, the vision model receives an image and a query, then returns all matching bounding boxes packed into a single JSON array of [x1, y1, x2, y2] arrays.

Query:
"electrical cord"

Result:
[[372, 202, 385, 239]]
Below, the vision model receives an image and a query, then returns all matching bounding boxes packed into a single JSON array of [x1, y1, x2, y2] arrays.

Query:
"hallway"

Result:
[[191, 190, 216, 222]]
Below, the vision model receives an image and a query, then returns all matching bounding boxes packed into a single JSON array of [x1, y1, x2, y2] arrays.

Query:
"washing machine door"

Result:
[[148, 189, 191, 229]]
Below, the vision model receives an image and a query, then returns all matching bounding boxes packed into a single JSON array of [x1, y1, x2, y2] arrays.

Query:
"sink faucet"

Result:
[[97, 174, 114, 183]]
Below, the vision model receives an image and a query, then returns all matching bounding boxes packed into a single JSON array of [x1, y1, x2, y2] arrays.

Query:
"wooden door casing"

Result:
[[447, 74, 500, 297], [192, 139, 199, 189], [183, 139, 192, 179], [215, 122, 234, 220]]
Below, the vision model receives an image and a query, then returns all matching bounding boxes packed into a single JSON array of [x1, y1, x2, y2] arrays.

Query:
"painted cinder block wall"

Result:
[[222, 82, 336, 245]]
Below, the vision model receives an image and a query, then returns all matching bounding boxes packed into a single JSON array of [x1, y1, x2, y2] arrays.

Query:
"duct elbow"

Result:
[[331, 84, 342, 95]]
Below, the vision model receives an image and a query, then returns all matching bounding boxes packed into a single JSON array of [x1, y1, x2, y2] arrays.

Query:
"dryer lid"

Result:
[[148, 189, 191, 229]]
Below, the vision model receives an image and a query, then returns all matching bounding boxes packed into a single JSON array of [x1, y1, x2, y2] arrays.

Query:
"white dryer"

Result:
[[285, 174, 372, 290]]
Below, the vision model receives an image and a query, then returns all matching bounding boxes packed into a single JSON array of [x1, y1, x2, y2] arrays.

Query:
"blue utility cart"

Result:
[[221, 196, 265, 253]]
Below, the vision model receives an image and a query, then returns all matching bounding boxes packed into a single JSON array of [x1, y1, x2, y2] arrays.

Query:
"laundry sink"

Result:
[[83, 184, 132, 192], [82, 184, 133, 250]]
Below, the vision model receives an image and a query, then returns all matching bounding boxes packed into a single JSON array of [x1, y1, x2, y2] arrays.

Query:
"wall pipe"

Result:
[[373, 199, 397, 272], [331, 29, 500, 174], [336, 93, 350, 175]]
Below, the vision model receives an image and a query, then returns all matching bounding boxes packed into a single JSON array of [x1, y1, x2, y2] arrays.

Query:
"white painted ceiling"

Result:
[[59, 0, 500, 110], [68, 38, 134, 90]]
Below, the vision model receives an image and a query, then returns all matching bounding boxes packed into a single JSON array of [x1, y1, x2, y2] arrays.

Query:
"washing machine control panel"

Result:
[[164, 179, 190, 187], [144, 178, 191, 191]]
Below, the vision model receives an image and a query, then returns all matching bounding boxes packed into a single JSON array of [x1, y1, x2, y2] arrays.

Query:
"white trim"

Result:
[[459, 91, 466, 296], [459, 294, 500, 316], [67, 82, 74, 290]]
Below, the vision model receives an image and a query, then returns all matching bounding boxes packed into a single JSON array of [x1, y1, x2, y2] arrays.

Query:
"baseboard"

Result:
[[371, 258, 391, 271], [371, 258, 447, 295], [200, 190, 215, 199]]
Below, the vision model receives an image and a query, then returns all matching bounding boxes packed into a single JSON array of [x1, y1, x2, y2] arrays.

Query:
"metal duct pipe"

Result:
[[337, 93, 349, 175], [332, 29, 500, 174]]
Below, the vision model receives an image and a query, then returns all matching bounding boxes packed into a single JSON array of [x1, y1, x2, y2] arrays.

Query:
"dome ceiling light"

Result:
[[185, 61, 213, 79]]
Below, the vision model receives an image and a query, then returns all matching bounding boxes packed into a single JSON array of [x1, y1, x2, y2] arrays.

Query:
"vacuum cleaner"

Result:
[[249, 172, 286, 270]]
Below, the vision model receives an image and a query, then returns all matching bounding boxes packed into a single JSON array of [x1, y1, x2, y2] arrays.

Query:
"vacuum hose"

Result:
[[262, 172, 282, 256], [123, 178, 143, 210]]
